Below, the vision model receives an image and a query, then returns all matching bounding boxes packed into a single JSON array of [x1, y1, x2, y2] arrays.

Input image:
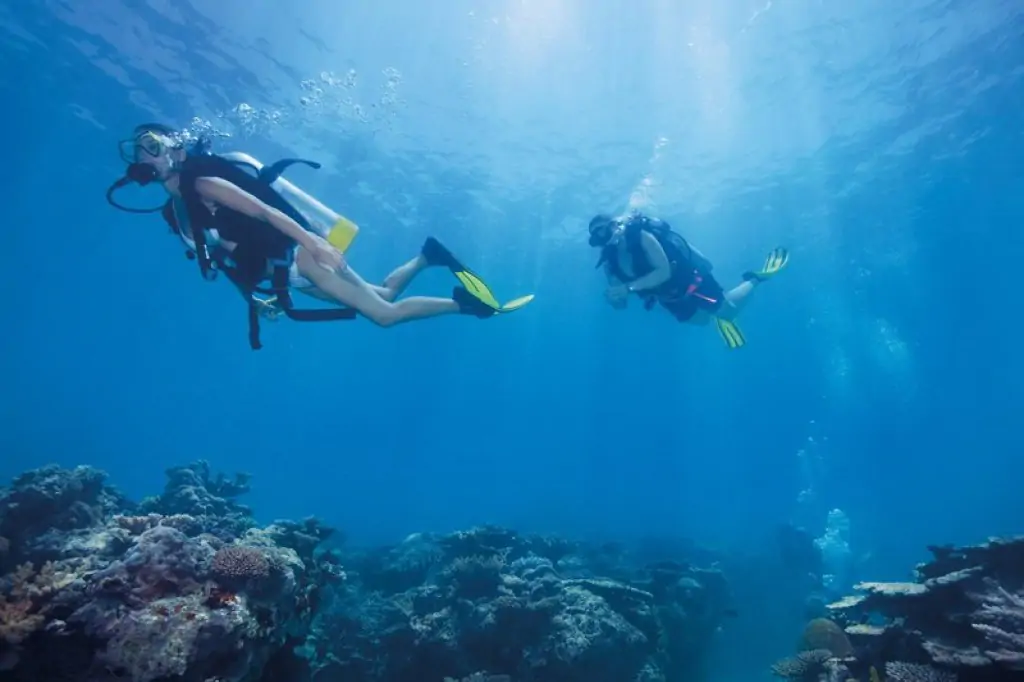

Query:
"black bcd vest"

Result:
[[161, 153, 357, 350]]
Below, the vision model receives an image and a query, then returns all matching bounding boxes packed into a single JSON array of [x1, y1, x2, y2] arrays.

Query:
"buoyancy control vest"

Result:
[[163, 153, 357, 350], [600, 214, 712, 290]]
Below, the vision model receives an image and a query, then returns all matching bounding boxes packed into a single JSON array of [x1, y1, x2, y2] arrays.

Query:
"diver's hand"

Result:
[[605, 285, 629, 308], [308, 236, 346, 272]]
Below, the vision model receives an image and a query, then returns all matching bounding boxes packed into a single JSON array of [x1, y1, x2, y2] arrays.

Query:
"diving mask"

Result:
[[117, 130, 173, 164], [588, 214, 621, 247], [107, 125, 183, 213]]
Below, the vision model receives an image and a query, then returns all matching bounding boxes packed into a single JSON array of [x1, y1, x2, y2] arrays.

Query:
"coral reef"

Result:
[[304, 525, 735, 682], [884, 661, 957, 682], [137, 460, 256, 539], [800, 617, 854, 657], [0, 462, 337, 682], [0, 463, 735, 682], [825, 535, 1024, 681], [770, 648, 834, 680], [0, 464, 131, 569]]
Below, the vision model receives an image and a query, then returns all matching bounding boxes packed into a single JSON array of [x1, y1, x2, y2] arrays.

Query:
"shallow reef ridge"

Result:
[[769, 536, 1024, 682], [0, 462, 736, 682]]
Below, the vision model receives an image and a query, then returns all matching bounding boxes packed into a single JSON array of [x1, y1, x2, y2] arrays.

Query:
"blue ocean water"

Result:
[[1, 0, 1023, 676]]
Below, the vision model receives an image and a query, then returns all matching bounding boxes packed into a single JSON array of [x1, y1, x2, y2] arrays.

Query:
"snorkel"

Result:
[[105, 123, 191, 213]]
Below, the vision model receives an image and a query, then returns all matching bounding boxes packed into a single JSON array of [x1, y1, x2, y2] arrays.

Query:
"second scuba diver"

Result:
[[588, 211, 789, 348], [107, 124, 533, 349]]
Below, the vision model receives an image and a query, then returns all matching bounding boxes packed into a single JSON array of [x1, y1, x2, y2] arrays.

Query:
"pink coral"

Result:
[[0, 593, 43, 646], [1, 561, 69, 659]]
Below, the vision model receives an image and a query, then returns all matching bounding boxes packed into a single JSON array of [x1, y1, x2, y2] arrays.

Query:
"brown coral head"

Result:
[[771, 649, 834, 680], [211, 545, 270, 585], [801, 617, 854, 657]]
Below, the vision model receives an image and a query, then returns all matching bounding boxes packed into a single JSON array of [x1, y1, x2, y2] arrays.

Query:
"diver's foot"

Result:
[[744, 247, 789, 283], [453, 286, 497, 318], [422, 237, 461, 269]]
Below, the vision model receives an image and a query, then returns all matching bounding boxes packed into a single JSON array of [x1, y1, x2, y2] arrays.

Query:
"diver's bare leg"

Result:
[[717, 280, 760, 320], [296, 250, 457, 326], [373, 255, 428, 302]]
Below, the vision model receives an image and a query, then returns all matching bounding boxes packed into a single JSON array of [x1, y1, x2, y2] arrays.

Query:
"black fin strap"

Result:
[[248, 300, 262, 350], [259, 158, 322, 184], [271, 266, 358, 322], [284, 307, 358, 322]]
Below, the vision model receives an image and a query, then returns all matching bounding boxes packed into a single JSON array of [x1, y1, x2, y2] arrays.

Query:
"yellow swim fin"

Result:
[[715, 317, 746, 349], [422, 238, 533, 315], [498, 294, 535, 313], [453, 268, 501, 310], [453, 269, 535, 314], [326, 216, 359, 253], [744, 247, 790, 282]]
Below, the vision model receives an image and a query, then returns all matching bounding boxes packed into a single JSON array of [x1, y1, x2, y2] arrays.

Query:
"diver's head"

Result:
[[588, 214, 619, 247], [118, 123, 184, 184], [108, 123, 187, 213]]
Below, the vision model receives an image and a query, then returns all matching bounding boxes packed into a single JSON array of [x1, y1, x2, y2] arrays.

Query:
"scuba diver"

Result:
[[106, 124, 533, 349], [588, 211, 789, 348]]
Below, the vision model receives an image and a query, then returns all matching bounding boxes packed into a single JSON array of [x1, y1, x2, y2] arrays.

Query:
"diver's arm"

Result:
[[603, 263, 627, 308], [194, 177, 318, 251], [604, 261, 622, 286], [626, 231, 672, 291]]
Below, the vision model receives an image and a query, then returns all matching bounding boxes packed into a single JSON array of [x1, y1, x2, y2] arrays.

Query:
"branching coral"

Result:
[[970, 579, 1024, 669], [112, 513, 202, 537], [1, 560, 72, 667], [829, 536, 1024, 674], [884, 661, 957, 682], [771, 648, 834, 680], [0, 591, 43, 646]]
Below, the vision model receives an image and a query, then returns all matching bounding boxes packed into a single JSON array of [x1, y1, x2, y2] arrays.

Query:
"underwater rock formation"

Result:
[[0, 461, 338, 682], [0, 462, 734, 682], [823, 535, 1024, 682], [304, 525, 735, 682], [769, 617, 856, 682], [137, 460, 257, 539]]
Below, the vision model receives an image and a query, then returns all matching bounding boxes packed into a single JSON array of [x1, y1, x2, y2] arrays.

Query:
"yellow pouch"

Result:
[[327, 216, 359, 253]]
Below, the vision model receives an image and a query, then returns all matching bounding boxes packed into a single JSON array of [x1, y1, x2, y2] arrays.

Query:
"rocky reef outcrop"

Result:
[[303, 525, 735, 682], [0, 462, 340, 682], [0, 462, 736, 682], [768, 535, 1024, 682]]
